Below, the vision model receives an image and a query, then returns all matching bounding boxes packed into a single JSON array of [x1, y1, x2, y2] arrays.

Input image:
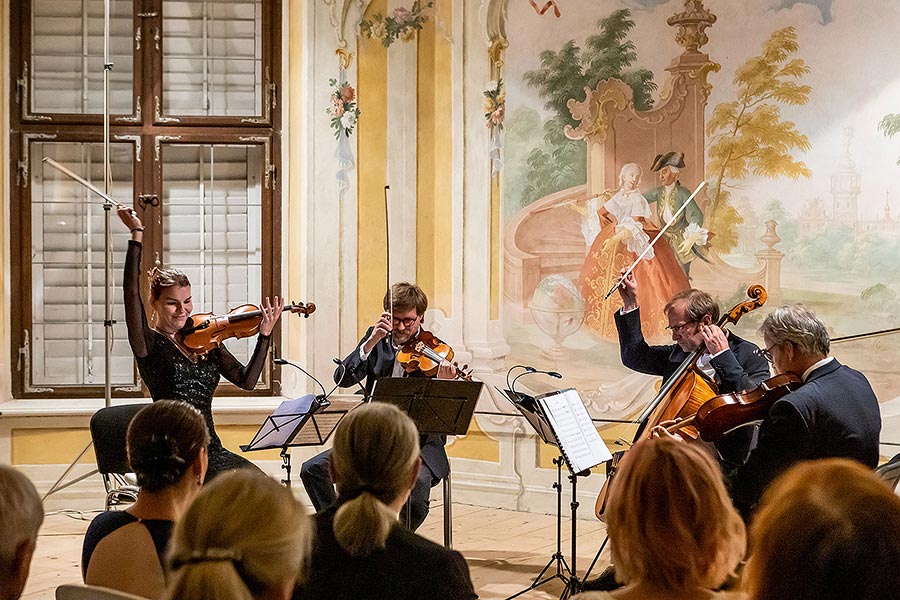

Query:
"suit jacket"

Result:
[[334, 327, 450, 481], [294, 505, 477, 600], [614, 307, 770, 393], [729, 358, 881, 517]]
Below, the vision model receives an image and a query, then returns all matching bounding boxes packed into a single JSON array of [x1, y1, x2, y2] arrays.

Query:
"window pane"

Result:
[[161, 144, 263, 365], [31, 0, 134, 114], [31, 142, 136, 386], [162, 0, 263, 116]]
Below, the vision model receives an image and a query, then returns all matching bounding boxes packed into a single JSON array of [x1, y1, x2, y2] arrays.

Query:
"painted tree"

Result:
[[879, 113, 900, 164], [521, 9, 655, 205], [706, 27, 812, 251]]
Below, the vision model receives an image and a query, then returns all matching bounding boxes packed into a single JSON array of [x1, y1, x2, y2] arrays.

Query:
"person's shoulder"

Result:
[[87, 510, 136, 535]]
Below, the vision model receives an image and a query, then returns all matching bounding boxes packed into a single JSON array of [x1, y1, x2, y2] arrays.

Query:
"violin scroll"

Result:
[[286, 301, 316, 317], [721, 285, 767, 327]]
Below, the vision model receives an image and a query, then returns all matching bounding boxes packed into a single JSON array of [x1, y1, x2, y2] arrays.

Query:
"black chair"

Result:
[[90, 404, 146, 510], [876, 453, 900, 493]]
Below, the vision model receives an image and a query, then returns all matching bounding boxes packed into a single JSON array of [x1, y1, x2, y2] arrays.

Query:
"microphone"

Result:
[[509, 365, 563, 401], [274, 357, 336, 405]]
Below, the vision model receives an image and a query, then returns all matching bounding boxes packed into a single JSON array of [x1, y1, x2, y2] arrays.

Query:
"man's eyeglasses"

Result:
[[665, 321, 697, 334], [392, 315, 420, 328], [755, 344, 777, 364]]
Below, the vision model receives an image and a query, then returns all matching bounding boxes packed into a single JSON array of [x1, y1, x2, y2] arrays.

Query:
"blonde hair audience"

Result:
[[575, 437, 745, 600], [294, 402, 476, 600], [0, 465, 44, 600], [82, 400, 210, 599], [165, 470, 308, 600], [744, 458, 900, 600]]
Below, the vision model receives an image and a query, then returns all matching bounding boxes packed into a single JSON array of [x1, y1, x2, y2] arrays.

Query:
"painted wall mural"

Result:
[[499, 0, 900, 441]]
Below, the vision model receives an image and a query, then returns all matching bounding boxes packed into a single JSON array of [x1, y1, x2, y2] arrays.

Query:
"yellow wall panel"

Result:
[[447, 418, 499, 462], [11, 429, 94, 465], [357, 0, 389, 338]]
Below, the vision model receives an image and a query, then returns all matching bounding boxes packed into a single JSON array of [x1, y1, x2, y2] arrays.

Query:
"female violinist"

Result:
[[301, 282, 454, 532], [117, 208, 284, 480]]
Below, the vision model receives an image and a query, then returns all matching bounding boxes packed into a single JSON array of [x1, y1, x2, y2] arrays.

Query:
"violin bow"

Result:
[[604, 180, 707, 299], [384, 185, 393, 338], [42, 157, 136, 215]]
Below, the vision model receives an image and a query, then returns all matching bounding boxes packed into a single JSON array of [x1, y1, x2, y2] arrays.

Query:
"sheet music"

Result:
[[537, 388, 612, 473]]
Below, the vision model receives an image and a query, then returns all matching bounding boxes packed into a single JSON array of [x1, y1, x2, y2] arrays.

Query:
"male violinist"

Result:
[[614, 269, 771, 463], [300, 282, 454, 531], [708, 304, 881, 519]]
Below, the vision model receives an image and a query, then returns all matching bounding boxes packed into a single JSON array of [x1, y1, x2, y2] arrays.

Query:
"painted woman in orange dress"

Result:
[[579, 163, 690, 340]]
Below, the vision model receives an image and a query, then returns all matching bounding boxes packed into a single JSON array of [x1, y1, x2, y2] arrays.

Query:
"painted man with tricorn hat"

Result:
[[643, 151, 709, 277]]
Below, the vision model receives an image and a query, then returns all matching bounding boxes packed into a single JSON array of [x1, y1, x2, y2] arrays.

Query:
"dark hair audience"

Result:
[[82, 400, 210, 598]]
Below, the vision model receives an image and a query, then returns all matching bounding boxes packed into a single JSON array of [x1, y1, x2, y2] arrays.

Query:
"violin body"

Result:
[[397, 330, 472, 381], [180, 301, 315, 355], [692, 373, 802, 442]]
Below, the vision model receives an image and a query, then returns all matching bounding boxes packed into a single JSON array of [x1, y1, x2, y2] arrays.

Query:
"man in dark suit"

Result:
[[614, 269, 770, 464], [723, 304, 882, 518], [300, 282, 453, 531]]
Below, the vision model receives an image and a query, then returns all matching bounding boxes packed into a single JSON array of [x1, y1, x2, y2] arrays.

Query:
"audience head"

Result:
[[127, 400, 210, 493], [745, 458, 900, 600], [0, 465, 44, 600], [605, 437, 745, 592], [165, 470, 308, 600], [330, 402, 420, 557], [758, 304, 830, 375]]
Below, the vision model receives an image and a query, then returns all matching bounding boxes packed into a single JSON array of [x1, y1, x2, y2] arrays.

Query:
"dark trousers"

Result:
[[300, 448, 434, 531]]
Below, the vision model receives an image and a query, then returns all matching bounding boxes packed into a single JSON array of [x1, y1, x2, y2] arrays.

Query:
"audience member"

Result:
[[83, 400, 210, 598], [744, 458, 900, 600], [0, 465, 44, 600], [294, 402, 477, 600], [575, 437, 746, 600], [165, 470, 309, 600]]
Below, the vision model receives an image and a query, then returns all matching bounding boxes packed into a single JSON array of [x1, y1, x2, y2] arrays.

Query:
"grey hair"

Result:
[[618, 163, 642, 187], [759, 304, 830, 356], [0, 465, 44, 570]]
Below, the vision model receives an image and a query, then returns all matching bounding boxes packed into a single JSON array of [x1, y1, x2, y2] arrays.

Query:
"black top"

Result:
[[729, 359, 881, 517], [294, 505, 477, 600], [124, 240, 270, 477], [82, 511, 173, 578]]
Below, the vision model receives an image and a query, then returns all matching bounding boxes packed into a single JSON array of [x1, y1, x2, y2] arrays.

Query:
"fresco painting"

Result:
[[500, 0, 900, 438]]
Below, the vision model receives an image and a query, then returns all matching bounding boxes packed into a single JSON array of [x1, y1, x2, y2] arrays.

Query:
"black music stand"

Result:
[[241, 394, 360, 487], [503, 388, 611, 600], [370, 377, 483, 539], [369, 377, 482, 436]]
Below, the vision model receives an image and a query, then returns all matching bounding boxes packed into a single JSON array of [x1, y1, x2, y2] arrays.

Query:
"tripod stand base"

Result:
[[504, 552, 580, 600]]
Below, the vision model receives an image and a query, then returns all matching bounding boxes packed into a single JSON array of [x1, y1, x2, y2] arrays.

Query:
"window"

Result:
[[10, 0, 282, 398]]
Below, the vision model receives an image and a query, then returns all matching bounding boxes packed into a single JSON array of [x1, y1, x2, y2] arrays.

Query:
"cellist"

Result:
[[614, 268, 771, 463]]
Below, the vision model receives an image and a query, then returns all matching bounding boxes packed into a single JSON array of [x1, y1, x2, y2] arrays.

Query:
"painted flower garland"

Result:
[[360, 1, 433, 48], [327, 78, 360, 139]]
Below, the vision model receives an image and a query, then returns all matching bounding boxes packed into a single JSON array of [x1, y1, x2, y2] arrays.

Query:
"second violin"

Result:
[[181, 301, 315, 354], [397, 330, 473, 381]]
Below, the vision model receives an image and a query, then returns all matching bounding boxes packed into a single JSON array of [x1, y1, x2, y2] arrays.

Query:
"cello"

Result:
[[594, 284, 768, 519]]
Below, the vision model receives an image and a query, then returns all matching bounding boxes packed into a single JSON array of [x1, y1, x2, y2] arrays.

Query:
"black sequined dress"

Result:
[[124, 240, 270, 479]]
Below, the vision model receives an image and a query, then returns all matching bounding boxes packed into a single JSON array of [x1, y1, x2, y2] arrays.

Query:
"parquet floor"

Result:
[[23, 502, 611, 600]]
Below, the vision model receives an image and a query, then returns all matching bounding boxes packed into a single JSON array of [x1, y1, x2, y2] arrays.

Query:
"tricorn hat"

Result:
[[650, 151, 685, 172]]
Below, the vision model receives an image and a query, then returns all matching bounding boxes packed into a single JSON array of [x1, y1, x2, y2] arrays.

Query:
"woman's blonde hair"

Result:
[[165, 470, 309, 600], [605, 437, 745, 591], [331, 402, 419, 557], [745, 458, 900, 600]]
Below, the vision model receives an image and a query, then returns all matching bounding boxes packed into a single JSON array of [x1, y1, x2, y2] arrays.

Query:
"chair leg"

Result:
[[443, 474, 452, 549]]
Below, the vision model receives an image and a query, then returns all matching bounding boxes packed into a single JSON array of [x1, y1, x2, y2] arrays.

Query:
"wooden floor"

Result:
[[23, 503, 611, 600]]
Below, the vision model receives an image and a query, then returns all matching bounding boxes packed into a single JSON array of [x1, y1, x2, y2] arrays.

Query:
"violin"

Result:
[[180, 301, 315, 355], [396, 330, 473, 381], [594, 285, 768, 520], [664, 373, 802, 442]]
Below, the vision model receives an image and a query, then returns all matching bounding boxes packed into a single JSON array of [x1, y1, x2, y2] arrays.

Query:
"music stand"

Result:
[[369, 377, 482, 435], [241, 394, 360, 487], [370, 377, 483, 538], [503, 387, 612, 600]]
